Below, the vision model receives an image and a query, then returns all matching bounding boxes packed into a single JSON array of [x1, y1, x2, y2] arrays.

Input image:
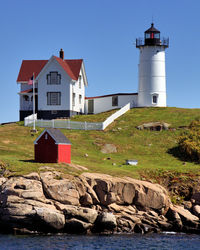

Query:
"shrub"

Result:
[[178, 120, 200, 163]]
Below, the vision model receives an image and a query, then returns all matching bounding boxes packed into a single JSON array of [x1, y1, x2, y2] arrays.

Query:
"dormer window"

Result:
[[47, 72, 61, 85]]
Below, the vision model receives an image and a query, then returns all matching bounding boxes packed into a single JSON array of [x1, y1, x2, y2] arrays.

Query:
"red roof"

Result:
[[17, 60, 48, 82], [19, 88, 37, 94], [85, 93, 138, 100], [17, 57, 83, 82]]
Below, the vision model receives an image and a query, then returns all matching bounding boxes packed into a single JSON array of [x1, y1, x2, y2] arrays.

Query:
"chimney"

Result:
[[59, 48, 64, 60]]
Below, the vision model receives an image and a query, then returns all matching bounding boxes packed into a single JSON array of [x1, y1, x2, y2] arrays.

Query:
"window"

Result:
[[79, 95, 82, 104], [79, 75, 81, 89], [152, 95, 158, 104], [23, 95, 29, 101], [47, 92, 61, 105], [72, 93, 76, 106], [47, 72, 61, 85], [45, 134, 48, 140], [112, 96, 118, 106], [51, 110, 57, 114], [145, 33, 150, 39]]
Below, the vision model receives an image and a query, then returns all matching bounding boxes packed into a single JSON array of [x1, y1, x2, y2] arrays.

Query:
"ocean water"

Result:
[[0, 233, 200, 250]]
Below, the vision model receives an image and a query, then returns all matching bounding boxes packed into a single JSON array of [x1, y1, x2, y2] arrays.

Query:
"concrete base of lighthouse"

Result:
[[137, 91, 167, 107]]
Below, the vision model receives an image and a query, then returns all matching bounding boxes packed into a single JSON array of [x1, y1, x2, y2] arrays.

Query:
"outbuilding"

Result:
[[34, 128, 71, 163]]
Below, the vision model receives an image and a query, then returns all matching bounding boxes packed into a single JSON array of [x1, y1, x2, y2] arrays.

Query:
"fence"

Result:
[[25, 118, 103, 130], [24, 103, 130, 131], [102, 103, 130, 130]]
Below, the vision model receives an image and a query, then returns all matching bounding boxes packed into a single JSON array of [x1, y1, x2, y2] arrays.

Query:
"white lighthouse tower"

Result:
[[136, 23, 169, 107]]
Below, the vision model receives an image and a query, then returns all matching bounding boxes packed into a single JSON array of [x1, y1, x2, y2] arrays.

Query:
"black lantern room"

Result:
[[144, 23, 161, 46], [136, 23, 169, 48]]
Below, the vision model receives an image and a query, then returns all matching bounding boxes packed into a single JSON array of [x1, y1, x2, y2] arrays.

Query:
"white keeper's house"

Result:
[[17, 23, 169, 121]]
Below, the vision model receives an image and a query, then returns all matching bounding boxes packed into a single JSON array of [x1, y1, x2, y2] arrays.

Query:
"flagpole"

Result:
[[33, 73, 36, 131]]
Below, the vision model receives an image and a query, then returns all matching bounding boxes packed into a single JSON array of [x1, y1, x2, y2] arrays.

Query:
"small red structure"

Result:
[[34, 128, 71, 163]]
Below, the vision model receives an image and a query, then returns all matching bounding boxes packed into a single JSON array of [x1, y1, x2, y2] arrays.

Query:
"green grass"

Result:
[[1, 107, 200, 180], [70, 109, 118, 122]]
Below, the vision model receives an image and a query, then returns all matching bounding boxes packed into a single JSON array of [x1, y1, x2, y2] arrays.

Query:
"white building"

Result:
[[17, 49, 88, 120], [84, 23, 169, 114], [17, 24, 169, 120], [85, 93, 138, 114], [136, 23, 169, 107]]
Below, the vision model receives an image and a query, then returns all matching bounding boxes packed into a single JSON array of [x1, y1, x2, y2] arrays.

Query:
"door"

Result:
[[88, 99, 94, 114]]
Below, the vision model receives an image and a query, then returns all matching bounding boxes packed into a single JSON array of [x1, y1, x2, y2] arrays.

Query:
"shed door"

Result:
[[88, 99, 94, 114]]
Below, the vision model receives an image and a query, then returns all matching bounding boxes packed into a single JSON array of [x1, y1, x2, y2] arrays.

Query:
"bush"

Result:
[[178, 120, 200, 163]]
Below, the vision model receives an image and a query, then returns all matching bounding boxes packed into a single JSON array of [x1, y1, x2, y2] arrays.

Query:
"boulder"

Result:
[[96, 212, 117, 231], [167, 205, 199, 229], [82, 173, 170, 213], [157, 221, 173, 231], [101, 144, 117, 153], [193, 205, 200, 218], [125, 177, 170, 213], [137, 122, 170, 131], [78, 175, 99, 204], [173, 205, 199, 222], [34, 207, 65, 230], [116, 217, 135, 232], [40, 172, 80, 205], [0, 177, 7, 186], [1, 202, 35, 217], [0, 176, 45, 202], [55, 203, 98, 224], [80, 193, 93, 206], [108, 203, 137, 214], [165, 206, 183, 230], [65, 218, 92, 234]]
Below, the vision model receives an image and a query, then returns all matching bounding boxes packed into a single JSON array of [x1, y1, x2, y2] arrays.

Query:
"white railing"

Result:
[[24, 113, 37, 126], [102, 103, 130, 130], [35, 119, 103, 130], [24, 103, 130, 130]]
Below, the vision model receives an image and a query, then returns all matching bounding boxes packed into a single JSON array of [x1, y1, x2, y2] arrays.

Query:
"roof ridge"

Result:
[[54, 56, 77, 80]]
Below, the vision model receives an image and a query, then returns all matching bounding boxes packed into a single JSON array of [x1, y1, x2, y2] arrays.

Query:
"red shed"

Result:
[[34, 128, 71, 163]]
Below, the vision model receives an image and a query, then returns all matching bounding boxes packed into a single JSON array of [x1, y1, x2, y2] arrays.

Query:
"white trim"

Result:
[[17, 81, 28, 84], [18, 92, 38, 95], [81, 62, 88, 86], [34, 128, 48, 144], [34, 128, 71, 145], [35, 56, 55, 81], [36, 56, 76, 82]]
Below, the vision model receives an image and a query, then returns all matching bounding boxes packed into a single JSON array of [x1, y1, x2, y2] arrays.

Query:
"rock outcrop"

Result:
[[0, 172, 199, 234], [137, 122, 170, 131]]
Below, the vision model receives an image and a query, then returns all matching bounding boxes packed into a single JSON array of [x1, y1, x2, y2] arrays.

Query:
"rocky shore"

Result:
[[1, 170, 200, 235]]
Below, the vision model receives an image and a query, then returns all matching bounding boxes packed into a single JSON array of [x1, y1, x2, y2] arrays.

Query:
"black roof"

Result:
[[46, 128, 71, 144], [145, 23, 160, 33]]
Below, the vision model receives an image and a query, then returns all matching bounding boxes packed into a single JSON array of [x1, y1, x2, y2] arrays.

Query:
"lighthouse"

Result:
[[136, 23, 169, 107]]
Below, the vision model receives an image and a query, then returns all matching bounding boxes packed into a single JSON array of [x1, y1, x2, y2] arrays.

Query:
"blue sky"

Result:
[[0, 0, 200, 123]]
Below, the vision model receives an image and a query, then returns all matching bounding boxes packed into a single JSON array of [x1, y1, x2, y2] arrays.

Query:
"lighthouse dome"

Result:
[[144, 23, 161, 46]]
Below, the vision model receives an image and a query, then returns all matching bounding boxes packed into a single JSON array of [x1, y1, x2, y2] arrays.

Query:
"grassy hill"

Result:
[[1, 107, 200, 182]]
